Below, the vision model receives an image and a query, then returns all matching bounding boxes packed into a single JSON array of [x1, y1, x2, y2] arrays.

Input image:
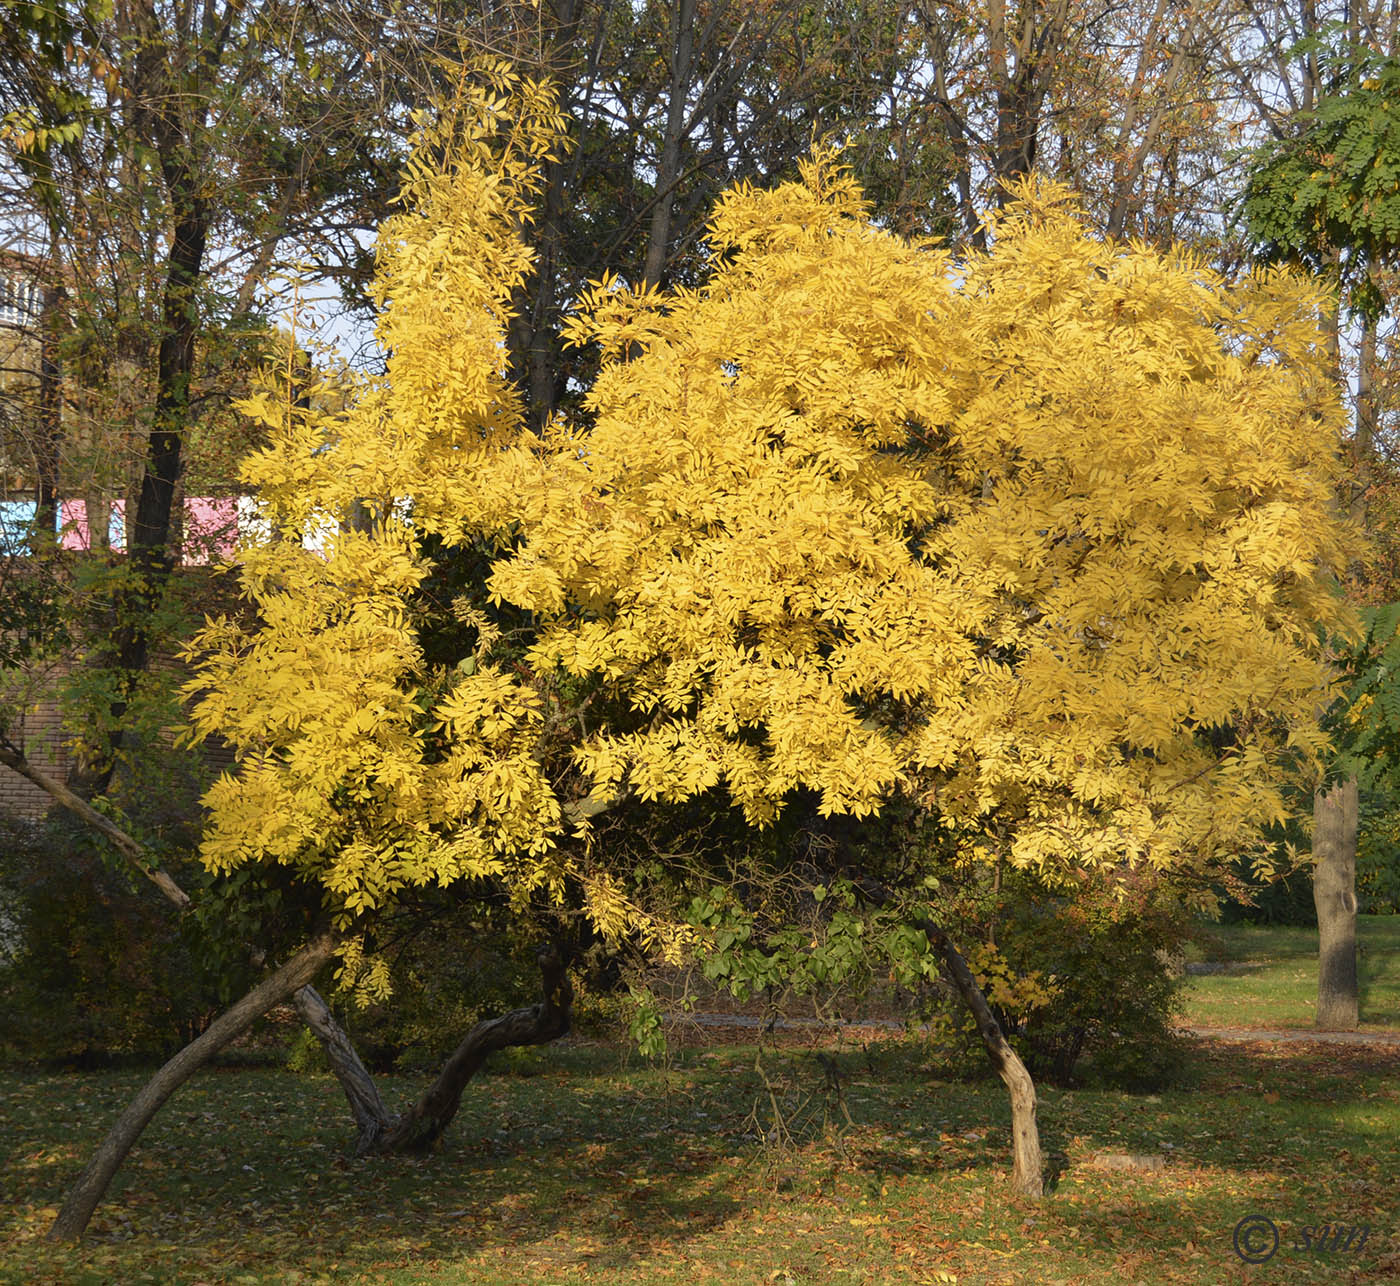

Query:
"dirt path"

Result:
[[666, 1011, 1400, 1047], [1177, 1025, 1400, 1046]]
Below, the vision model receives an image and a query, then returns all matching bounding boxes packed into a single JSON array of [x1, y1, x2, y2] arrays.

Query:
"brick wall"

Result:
[[0, 652, 238, 821], [0, 688, 71, 818]]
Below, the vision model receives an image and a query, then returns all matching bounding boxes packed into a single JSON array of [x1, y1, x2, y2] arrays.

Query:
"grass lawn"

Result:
[[2, 1034, 1397, 1285], [1181, 914, 1400, 1032]]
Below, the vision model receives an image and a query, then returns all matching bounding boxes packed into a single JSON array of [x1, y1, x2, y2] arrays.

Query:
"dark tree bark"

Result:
[[369, 945, 573, 1154], [62, 21, 214, 799], [292, 983, 392, 1152], [1314, 777, 1360, 1031], [508, 0, 583, 429], [33, 230, 64, 545], [642, 0, 697, 290], [988, 0, 1069, 200], [1355, 315, 1377, 471], [915, 916, 1044, 1198], [48, 931, 339, 1242], [104, 154, 209, 732]]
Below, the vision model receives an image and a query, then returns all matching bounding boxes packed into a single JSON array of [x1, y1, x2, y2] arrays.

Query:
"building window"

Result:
[[0, 275, 41, 328]]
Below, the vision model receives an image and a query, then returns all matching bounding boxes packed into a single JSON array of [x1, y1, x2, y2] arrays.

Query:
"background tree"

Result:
[[0, 0, 496, 801], [1239, 31, 1400, 1027]]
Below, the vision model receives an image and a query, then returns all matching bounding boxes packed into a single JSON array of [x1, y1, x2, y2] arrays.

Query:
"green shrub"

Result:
[[1358, 794, 1400, 914], [1218, 868, 1318, 926], [927, 870, 1189, 1090], [0, 813, 229, 1065]]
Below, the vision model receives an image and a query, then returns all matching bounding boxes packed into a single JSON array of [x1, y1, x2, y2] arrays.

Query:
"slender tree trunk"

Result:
[[292, 984, 392, 1152], [116, 190, 207, 678], [0, 737, 190, 910], [1355, 314, 1377, 470], [48, 931, 339, 1242], [915, 917, 1043, 1197], [1314, 777, 1360, 1031], [643, 0, 697, 289], [505, 0, 586, 427], [989, 0, 1068, 199], [67, 76, 213, 799], [34, 221, 64, 546]]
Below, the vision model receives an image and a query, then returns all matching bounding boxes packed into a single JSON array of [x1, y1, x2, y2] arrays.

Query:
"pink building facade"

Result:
[[56, 496, 241, 563]]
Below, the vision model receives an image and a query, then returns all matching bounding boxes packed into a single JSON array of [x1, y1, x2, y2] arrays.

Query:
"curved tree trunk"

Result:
[[11, 727, 575, 1189], [369, 946, 573, 1154], [1314, 777, 1360, 1031], [294, 946, 574, 1157], [48, 931, 339, 1242], [0, 738, 191, 911], [916, 917, 1044, 1198]]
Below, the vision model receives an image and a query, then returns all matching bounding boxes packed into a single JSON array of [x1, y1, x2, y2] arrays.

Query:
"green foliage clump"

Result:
[[1240, 35, 1400, 319], [1358, 796, 1400, 914], [0, 813, 230, 1065], [927, 872, 1189, 1090], [1218, 869, 1318, 926], [1214, 820, 1317, 927]]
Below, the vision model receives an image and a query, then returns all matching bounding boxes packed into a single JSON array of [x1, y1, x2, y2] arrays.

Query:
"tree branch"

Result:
[[0, 735, 191, 911]]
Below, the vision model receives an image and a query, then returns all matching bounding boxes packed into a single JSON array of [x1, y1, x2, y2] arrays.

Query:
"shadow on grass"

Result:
[[0, 1035, 1396, 1284]]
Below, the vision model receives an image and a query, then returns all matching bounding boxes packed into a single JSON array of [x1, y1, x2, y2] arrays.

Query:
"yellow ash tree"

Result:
[[177, 68, 1356, 1184], [196, 85, 1352, 910]]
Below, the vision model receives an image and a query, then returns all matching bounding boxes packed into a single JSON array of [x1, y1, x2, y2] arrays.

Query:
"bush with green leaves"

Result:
[[922, 869, 1190, 1090], [1358, 792, 1400, 914], [0, 812, 232, 1064]]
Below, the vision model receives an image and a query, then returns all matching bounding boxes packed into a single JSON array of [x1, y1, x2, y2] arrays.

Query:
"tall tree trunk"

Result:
[[117, 189, 207, 677], [48, 931, 339, 1242], [1355, 314, 1377, 469], [989, 0, 1069, 199], [915, 917, 1044, 1197], [34, 220, 64, 547], [64, 32, 215, 799], [504, 0, 587, 427], [643, 0, 697, 289], [1314, 777, 1360, 1031]]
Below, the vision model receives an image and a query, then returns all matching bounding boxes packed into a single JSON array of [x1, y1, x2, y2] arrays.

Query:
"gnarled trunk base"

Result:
[[298, 945, 573, 1156], [371, 946, 573, 1154]]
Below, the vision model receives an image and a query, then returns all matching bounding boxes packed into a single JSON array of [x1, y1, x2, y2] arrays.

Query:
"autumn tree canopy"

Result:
[[186, 68, 1358, 984]]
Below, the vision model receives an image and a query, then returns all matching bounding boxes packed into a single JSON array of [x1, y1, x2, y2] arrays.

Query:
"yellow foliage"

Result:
[[186, 82, 1358, 949]]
